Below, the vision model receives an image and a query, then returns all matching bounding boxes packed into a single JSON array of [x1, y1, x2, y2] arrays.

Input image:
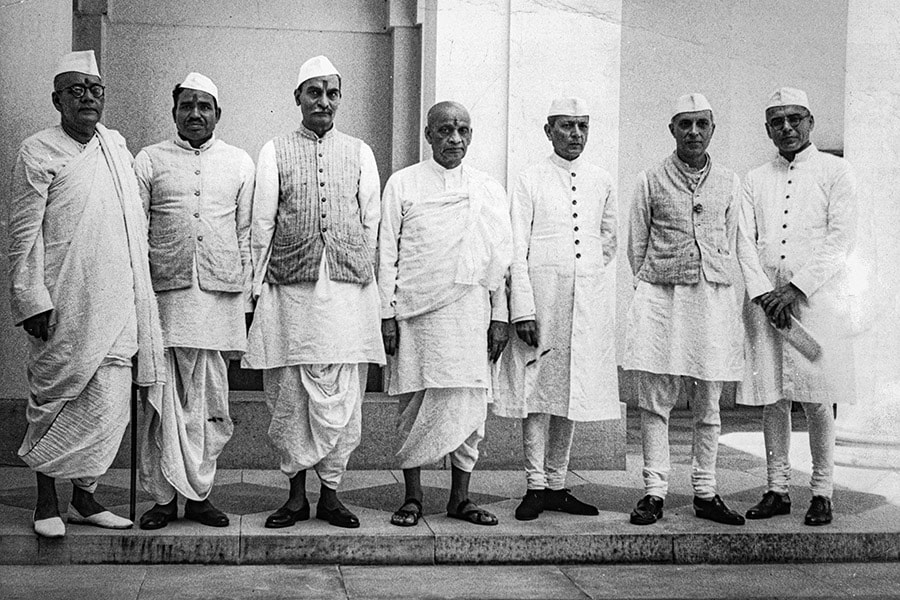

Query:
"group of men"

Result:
[[8, 50, 856, 539]]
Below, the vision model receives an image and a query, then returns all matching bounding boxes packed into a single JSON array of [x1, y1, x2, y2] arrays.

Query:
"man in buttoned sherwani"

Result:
[[493, 97, 620, 521], [134, 73, 254, 530], [623, 93, 745, 526], [243, 55, 385, 529], [737, 87, 857, 527]]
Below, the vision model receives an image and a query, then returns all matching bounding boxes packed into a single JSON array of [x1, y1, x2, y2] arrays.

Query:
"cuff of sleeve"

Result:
[[746, 279, 775, 301], [11, 288, 53, 326], [511, 314, 535, 324], [789, 274, 816, 298]]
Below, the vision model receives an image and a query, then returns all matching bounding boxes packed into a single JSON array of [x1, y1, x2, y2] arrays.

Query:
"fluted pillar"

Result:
[[835, 0, 900, 470]]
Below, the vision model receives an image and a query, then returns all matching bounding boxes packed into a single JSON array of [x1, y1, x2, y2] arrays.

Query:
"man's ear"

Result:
[[668, 121, 676, 138], [424, 126, 433, 145], [52, 91, 62, 113], [543, 122, 552, 141], [215, 106, 222, 123]]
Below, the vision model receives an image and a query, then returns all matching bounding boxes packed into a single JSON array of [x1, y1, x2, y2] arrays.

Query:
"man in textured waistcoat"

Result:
[[622, 93, 745, 526], [379, 101, 512, 527], [242, 55, 386, 529], [134, 72, 254, 530], [737, 88, 857, 526], [493, 97, 620, 521]]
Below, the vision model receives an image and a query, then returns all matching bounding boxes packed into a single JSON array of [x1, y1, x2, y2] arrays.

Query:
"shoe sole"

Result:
[[695, 512, 745, 526], [629, 512, 662, 525], [184, 513, 229, 527], [745, 507, 791, 520]]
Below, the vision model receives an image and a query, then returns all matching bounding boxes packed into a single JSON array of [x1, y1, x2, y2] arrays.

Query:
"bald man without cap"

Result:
[[622, 94, 745, 526], [379, 101, 512, 527]]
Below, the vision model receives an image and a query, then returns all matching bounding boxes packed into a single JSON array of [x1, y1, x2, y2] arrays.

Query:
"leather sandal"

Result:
[[390, 498, 423, 527]]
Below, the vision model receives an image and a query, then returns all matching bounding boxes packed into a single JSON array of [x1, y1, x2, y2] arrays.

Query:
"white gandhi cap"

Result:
[[548, 97, 590, 117], [179, 72, 219, 102], [297, 55, 340, 89], [672, 93, 713, 119], [54, 50, 100, 79], [766, 87, 810, 111]]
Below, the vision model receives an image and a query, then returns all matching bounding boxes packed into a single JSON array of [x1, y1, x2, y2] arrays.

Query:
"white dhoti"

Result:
[[140, 348, 233, 503], [263, 363, 366, 488], [18, 359, 132, 493]]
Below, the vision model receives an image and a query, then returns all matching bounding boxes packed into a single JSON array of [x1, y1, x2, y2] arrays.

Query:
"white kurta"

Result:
[[241, 139, 385, 368], [737, 144, 858, 406], [493, 154, 620, 421], [621, 158, 744, 382]]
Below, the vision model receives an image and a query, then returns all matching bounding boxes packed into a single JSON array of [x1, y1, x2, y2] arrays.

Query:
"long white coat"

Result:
[[493, 154, 620, 421], [737, 145, 858, 406]]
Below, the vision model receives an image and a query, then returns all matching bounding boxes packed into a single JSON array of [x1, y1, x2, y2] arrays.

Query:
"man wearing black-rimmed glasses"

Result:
[[7, 50, 164, 538], [737, 87, 858, 526]]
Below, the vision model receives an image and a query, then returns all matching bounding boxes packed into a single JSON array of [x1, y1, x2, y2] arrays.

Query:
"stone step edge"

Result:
[[2, 530, 898, 565]]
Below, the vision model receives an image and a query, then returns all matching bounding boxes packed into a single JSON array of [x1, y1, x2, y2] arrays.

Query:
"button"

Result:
[[321, 198, 327, 202], [573, 213, 578, 218], [693, 204, 703, 213], [575, 253, 581, 259], [781, 240, 786, 244], [781, 255, 785, 259], [197, 235, 203, 241], [786, 195, 790, 199], [319, 168, 323, 173], [318, 139, 323, 144], [574, 226, 579, 232], [321, 226, 328, 232], [572, 200, 577, 205], [194, 191, 200, 196], [194, 151, 200, 156], [784, 210, 788, 214], [572, 186, 577, 191], [574, 239, 580, 245], [193, 212, 199, 218], [788, 180, 792, 184], [571, 172, 576, 177], [782, 224, 787, 228], [321, 214, 327, 218], [318, 153, 323, 157], [194, 170, 200, 175], [320, 182, 325, 187]]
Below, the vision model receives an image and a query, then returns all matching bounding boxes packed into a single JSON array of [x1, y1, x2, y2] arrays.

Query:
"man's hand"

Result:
[[382, 318, 399, 356], [22, 310, 52, 341], [487, 320, 509, 362], [514, 319, 539, 348], [757, 283, 805, 330]]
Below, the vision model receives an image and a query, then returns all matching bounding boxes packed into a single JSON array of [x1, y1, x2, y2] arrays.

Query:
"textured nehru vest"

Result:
[[265, 127, 373, 285]]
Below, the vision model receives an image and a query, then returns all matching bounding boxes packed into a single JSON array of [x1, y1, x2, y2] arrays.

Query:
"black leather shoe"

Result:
[[804, 495, 832, 526], [544, 488, 599, 516], [184, 499, 229, 527], [694, 495, 745, 526], [139, 500, 177, 530], [264, 501, 310, 528], [316, 500, 360, 529], [745, 491, 791, 520], [630, 495, 664, 525], [514, 489, 544, 521]]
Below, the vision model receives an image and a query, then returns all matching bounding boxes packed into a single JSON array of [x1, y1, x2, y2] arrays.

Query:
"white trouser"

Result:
[[522, 412, 576, 490], [638, 370, 722, 499], [763, 398, 834, 498]]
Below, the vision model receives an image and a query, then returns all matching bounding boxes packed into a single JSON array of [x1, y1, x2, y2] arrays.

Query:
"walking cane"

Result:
[[129, 384, 138, 522]]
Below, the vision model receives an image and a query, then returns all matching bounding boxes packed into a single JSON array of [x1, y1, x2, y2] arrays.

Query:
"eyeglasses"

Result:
[[57, 84, 106, 99], [768, 113, 809, 131]]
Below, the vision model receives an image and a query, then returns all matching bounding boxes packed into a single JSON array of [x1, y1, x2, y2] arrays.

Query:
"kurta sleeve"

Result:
[[736, 173, 774, 300], [358, 142, 381, 256], [790, 164, 858, 298], [250, 141, 279, 299], [377, 175, 402, 319], [508, 172, 536, 322], [235, 151, 256, 311], [133, 148, 153, 217], [601, 176, 618, 267], [626, 171, 651, 279], [7, 146, 53, 325]]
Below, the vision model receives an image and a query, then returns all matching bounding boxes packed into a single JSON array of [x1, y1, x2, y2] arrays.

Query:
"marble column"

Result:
[[835, 0, 900, 470]]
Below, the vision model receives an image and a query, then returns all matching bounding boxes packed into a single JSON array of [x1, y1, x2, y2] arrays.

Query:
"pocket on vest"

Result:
[[149, 231, 192, 291]]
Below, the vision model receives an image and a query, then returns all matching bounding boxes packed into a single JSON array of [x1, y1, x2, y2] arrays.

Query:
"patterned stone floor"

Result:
[[1, 409, 898, 564]]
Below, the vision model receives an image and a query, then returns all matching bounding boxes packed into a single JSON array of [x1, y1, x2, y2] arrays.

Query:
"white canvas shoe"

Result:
[[33, 512, 66, 538], [67, 504, 133, 529]]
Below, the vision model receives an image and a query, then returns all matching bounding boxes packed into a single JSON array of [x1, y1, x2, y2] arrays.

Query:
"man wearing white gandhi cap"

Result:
[[243, 55, 385, 528], [493, 97, 619, 521], [736, 87, 858, 526], [623, 93, 746, 526], [133, 72, 255, 529], [8, 50, 165, 537]]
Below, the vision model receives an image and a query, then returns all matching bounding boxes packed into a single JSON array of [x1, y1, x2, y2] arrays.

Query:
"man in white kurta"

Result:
[[737, 87, 857, 527], [242, 56, 385, 529], [493, 97, 619, 521], [134, 73, 254, 529], [623, 94, 745, 526], [380, 101, 512, 527], [7, 51, 164, 538]]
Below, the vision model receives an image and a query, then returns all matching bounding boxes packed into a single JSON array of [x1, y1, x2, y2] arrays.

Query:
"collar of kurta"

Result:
[[174, 134, 217, 152], [671, 151, 711, 176], [298, 124, 335, 141], [777, 142, 817, 166], [549, 152, 583, 171]]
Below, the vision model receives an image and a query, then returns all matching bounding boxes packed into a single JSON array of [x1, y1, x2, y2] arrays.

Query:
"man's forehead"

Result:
[[177, 89, 216, 103], [303, 75, 340, 90], [673, 110, 712, 121], [766, 104, 808, 117], [555, 115, 589, 122], [55, 71, 101, 86]]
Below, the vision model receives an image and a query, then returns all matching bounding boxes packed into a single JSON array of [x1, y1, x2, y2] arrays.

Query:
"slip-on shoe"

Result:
[[68, 504, 133, 529], [804, 495, 833, 526], [630, 494, 664, 525], [33, 512, 66, 538], [316, 500, 360, 529], [745, 491, 791, 520], [184, 500, 229, 527], [694, 495, 745, 526], [544, 488, 599, 516], [265, 501, 310, 528], [139, 502, 178, 530]]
